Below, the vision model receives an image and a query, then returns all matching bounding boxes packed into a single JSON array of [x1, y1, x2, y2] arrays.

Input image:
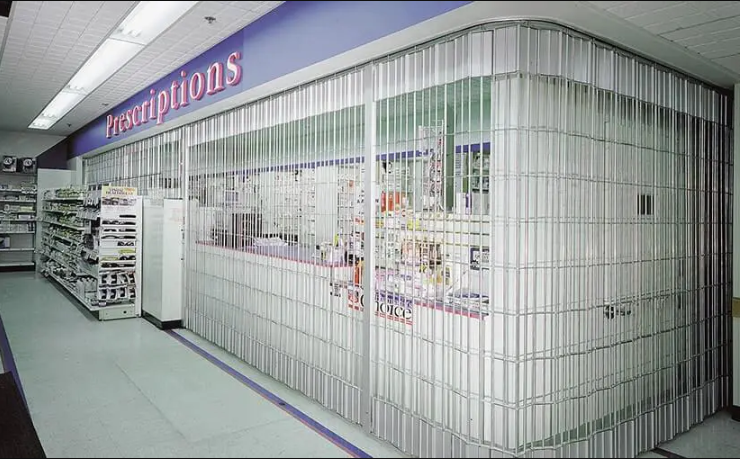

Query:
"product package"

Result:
[[2, 156, 17, 172], [0, 236, 10, 248]]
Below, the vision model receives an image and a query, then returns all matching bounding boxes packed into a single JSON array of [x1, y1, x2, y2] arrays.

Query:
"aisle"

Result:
[[0, 272, 400, 458]]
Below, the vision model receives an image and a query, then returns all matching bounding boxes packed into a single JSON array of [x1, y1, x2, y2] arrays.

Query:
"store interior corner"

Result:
[[2, 1, 740, 458]]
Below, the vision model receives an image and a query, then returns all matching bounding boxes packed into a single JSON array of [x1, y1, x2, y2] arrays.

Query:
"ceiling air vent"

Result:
[[0, 2, 11, 18]]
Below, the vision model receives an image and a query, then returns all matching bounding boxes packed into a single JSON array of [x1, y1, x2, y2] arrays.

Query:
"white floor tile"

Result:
[[6, 272, 740, 459], [650, 411, 740, 458], [0, 273, 397, 458]]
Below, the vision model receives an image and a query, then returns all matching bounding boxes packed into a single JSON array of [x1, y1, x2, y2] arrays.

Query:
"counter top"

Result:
[[196, 241, 352, 268]]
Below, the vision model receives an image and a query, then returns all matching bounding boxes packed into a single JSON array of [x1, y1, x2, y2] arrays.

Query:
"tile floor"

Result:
[[1, 270, 739, 458], [638, 410, 740, 458], [0, 272, 401, 458]]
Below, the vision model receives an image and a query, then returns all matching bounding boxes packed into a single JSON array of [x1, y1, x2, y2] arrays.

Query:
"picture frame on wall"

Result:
[[2, 155, 17, 173]]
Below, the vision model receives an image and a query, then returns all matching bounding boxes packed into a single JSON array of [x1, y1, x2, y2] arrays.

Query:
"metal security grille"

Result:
[[84, 129, 184, 198], [183, 69, 367, 422], [82, 21, 732, 458]]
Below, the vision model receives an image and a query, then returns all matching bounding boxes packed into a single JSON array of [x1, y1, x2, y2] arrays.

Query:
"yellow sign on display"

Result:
[[101, 186, 137, 197]]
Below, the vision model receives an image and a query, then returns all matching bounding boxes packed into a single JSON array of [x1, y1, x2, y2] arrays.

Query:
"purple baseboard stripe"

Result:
[[0, 314, 28, 409], [653, 447, 685, 458], [165, 330, 372, 459]]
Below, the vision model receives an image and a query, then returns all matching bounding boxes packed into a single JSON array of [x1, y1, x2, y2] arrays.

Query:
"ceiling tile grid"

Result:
[[0, 0, 136, 131], [3, 0, 739, 137], [588, 1, 740, 75], [0, 1, 282, 134], [51, 0, 283, 135]]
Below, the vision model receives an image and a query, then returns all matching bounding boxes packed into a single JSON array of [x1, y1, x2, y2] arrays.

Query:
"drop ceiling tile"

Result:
[[588, 1, 740, 84], [1, 1, 284, 134], [621, 3, 698, 27], [662, 17, 740, 40], [706, 2, 740, 18]]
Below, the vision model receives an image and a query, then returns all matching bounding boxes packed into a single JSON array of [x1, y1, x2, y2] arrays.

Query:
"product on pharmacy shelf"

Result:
[[0, 181, 37, 192], [317, 241, 345, 264], [93, 185, 140, 309], [0, 222, 35, 233], [41, 185, 140, 319], [75, 277, 96, 297], [0, 171, 37, 270], [43, 187, 86, 200]]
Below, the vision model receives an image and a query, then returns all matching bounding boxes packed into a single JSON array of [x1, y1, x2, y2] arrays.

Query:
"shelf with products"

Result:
[[40, 185, 141, 320], [0, 197, 36, 203], [40, 187, 90, 286], [0, 180, 37, 196], [0, 175, 37, 270], [43, 267, 133, 314], [41, 247, 83, 274], [334, 139, 491, 323], [0, 261, 34, 268], [43, 205, 79, 215], [1, 209, 36, 215], [92, 184, 140, 312], [43, 219, 85, 232], [43, 229, 84, 246], [0, 221, 36, 233], [0, 190, 36, 195], [0, 216, 36, 222]]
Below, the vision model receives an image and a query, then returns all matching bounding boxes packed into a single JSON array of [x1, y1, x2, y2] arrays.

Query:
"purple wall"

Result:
[[69, 0, 471, 158], [37, 139, 69, 170]]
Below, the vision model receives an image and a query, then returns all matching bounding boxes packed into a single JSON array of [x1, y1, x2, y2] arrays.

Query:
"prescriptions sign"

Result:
[[105, 51, 243, 138]]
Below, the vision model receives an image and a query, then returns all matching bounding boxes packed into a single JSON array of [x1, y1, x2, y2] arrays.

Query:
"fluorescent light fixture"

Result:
[[29, 0, 200, 130], [42, 91, 86, 119], [29, 91, 86, 130], [29, 119, 53, 130], [67, 39, 143, 93], [112, 1, 199, 46]]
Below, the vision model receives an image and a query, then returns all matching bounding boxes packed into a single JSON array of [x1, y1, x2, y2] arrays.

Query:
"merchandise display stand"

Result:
[[0, 161, 37, 271], [40, 186, 141, 321]]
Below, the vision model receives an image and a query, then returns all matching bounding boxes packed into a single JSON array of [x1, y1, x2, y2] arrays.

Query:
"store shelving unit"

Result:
[[40, 186, 141, 321], [0, 168, 37, 271]]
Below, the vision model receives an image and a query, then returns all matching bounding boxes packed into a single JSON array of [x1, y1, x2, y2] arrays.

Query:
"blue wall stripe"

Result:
[[203, 142, 491, 178], [165, 329, 373, 458], [69, 1, 472, 157], [0, 314, 28, 410]]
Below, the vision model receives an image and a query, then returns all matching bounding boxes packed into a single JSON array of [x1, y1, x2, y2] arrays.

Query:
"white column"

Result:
[[360, 64, 376, 432], [66, 156, 84, 185], [733, 83, 740, 420]]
